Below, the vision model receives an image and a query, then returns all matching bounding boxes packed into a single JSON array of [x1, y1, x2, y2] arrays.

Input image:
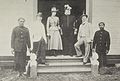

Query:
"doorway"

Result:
[[38, 0, 86, 25], [37, 0, 86, 56]]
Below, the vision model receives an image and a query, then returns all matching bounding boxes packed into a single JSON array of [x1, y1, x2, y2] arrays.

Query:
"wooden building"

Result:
[[0, 0, 120, 56]]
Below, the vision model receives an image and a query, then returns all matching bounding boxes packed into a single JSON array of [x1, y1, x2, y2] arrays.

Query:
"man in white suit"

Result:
[[74, 14, 93, 64]]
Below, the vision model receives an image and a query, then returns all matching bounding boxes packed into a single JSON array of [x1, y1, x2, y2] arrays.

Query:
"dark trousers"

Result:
[[14, 52, 26, 73], [62, 33, 75, 55], [97, 52, 107, 68], [32, 38, 47, 64]]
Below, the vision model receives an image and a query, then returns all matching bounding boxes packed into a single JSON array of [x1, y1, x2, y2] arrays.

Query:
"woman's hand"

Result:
[[74, 29, 77, 35]]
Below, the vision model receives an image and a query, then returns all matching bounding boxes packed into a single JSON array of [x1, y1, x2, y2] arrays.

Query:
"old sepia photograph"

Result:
[[0, 0, 120, 81]]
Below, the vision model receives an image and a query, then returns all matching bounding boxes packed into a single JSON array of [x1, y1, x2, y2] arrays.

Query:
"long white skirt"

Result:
[[48, 28, 63, 50]]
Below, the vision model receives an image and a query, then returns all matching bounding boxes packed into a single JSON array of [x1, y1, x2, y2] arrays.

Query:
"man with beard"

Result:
[[93, 22, 110, 69]]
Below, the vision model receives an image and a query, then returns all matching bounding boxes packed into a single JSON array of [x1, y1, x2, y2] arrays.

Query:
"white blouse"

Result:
[[31, 21, 47, 43]]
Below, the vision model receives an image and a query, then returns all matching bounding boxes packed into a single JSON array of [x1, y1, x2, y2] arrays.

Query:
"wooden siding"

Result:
[[92, 0, 120, 55]]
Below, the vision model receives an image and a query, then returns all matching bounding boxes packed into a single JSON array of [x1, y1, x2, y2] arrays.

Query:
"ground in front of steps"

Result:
[[1, 67, 120, 81]]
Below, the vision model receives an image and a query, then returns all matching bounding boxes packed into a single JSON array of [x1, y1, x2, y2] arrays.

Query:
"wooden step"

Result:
[[46, 58, 83, 63], [46, 55, 83, 60], [38, 62, 90, 67], [37, 60, 91, 74], [46, 55, 83, 63], [37, 66, 91, 74]]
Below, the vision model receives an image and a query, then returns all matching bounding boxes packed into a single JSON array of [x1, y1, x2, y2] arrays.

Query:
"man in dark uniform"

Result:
[[60, 4, 77, 56], [11, 18, 31, 77], [93, 22, 110, 69]]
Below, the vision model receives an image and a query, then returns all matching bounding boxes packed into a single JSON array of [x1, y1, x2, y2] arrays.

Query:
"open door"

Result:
[[38, 0, 86, 25], [37, 0, 86, 56]]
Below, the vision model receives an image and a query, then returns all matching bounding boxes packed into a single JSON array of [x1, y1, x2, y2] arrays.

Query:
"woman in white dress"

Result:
[[47, 7, 63, 56]]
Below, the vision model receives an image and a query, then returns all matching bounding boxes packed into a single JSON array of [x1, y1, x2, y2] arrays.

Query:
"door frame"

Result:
[[86, 0, 92, 23], [33, 0, 92, 22]]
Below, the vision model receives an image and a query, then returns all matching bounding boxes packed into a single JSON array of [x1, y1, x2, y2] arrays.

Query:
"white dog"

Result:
[[24, 53, 37, 77]]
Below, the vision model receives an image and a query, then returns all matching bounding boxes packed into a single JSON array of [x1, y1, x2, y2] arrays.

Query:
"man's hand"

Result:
[[47, 33, 50, 36], [74, 31, 77, 35], [60, 31, 63, 35], [92, 48, 95, 52], [87, 39, 93, 44], [47, 33, 49, 36], [11, 48, 15, 55]]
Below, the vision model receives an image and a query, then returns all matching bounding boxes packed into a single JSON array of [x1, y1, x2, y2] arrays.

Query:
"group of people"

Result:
[[11, 4, 110, 76]]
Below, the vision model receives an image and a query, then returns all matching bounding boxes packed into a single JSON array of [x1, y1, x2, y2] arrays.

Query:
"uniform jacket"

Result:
[[93, 29, 110, 53], [60, 15, 76, 36], [11, 26, 31, 52]]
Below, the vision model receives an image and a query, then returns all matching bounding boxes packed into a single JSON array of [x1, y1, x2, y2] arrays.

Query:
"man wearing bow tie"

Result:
[[74, 14, 93, 64]]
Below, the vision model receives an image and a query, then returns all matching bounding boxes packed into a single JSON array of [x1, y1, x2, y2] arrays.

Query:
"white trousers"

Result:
[[74, 37, 90, 62]]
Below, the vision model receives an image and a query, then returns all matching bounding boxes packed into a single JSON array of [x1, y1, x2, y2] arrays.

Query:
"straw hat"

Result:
[[51, 7, 58, 12]]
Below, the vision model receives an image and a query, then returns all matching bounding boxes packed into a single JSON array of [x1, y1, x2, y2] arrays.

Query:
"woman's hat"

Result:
[[64, 4, 72, 10], [51, 7, 58, 12]]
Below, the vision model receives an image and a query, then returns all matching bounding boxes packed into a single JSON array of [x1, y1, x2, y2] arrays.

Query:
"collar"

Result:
[[100, 29, 105, 31], [19, 26, 24, 28], [82, 22, 88, 25]]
